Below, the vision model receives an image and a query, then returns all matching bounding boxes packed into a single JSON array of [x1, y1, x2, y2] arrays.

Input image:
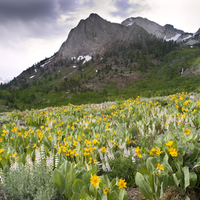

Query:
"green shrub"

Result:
[[3, 163, 56, 200]]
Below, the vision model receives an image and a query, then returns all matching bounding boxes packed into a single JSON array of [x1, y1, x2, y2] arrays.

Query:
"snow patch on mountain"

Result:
[[40, 56, 55, 67], [76, 55, 92, 64], [165, 33, 181, 41], [182, 35, 193, 41], [29, 75, 35, 79]]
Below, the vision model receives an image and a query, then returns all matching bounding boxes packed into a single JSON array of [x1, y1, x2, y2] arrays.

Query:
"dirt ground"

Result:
[[126, 186, 200, 200]]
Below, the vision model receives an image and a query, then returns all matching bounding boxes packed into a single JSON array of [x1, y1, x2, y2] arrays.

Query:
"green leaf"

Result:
[[88, 165, 97, 176], [89, 184, 95, 197], [192, 162, 200, 170], [159, 182, 164, 199], [71, 193, 80, 200], [53, 169, 66, 195], [107, 191, 119, 200], [163, 153, 173, 172], [182, 166, 190, 190], [146, 157, 157, 174], [85, 193, 92, 200], [185, 196, 190, 200], [189, 172, 197, 188], [72, 179, 87, 194], [175, 155, 183, 171], [119, 189, 128, 200], [102, 194, 108, 200], [172, 173, 180, 187], [76, 170, 90, 185], [65, 166, 76, 198], [179, 149, 186, 157], [65, 181, 73, 199], [135, 172, 153, 200], [111, 178, 117, 189], [59, 161, 73, 178]]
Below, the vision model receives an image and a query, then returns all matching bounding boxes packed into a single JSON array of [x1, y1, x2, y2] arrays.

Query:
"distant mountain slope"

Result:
[[58, 13, 150, 60], [121, 16, 200, 44], [4, 13, 200, 88]]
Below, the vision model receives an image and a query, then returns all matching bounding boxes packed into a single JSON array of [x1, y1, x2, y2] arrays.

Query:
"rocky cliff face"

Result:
[[58, 14, 150, 60], [122, 17, 187, 41], [58, 14, 200, 62]]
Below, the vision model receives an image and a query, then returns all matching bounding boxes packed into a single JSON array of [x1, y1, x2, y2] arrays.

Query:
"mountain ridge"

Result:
[[1, 13, 200, 111], [57, 13, 200, 63], [58, 13, 150, 60], [5, 13, 200, 84], [3, 13, 200, 87]]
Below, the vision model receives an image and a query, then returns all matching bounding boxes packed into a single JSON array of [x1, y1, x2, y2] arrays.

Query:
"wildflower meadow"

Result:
[[0, 92, 200, 199]]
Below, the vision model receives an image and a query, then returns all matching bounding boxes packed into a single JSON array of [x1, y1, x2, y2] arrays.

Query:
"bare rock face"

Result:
[[58, 13, 199, 61], [121, 17, 186, 41], [122, 17, 165, 38], [58, 14, 150, 60]]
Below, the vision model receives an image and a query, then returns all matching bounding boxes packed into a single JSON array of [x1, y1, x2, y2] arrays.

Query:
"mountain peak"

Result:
[[88, 13, 101, 19], [58, 13, 200, 61], [58, 13, 149, 60]]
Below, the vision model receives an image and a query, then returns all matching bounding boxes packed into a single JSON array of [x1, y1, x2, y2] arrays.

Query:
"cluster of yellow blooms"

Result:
[[90, 174, 127, 190]]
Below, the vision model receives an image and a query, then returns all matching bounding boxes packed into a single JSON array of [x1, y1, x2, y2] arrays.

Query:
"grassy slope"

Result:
[[1, 46, 200, 112]]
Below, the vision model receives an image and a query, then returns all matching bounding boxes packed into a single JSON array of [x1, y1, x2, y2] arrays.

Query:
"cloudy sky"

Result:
[[0, 0, 200, 83]]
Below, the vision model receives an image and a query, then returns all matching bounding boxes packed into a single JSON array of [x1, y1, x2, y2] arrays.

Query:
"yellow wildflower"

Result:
[[117, 179, 127, 189], [157, 163, 164, 170], [185, 128, 191, 135], [13, 153, 17, 157], [126, 137, 130, 144], [0, 149, 4, 153], [156, 148, 162, 155], [136, 152, 142, 157], [103, 188, 109, 194], [90, 175, 101, 187], [165, 141, 173, 147], [102, 147, 106, 153]]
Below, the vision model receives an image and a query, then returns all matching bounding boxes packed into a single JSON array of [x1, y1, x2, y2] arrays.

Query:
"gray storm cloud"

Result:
[[0, 0, 80, 40]]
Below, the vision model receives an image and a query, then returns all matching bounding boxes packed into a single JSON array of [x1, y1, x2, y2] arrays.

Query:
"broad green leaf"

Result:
[[192, 162, 200, 170], [159, 182, 164, 199], [65, 180, 73, 198], [79, 186, 87, 199], [59, 161, 73, 177], [102, 194, 108, 200], [72, 179, 87, 194], [65, 166, 76, 198], [85, 193, 92, 200], [179, 149, 186, 157], [119, 189, 128, 200], [172, 173, 180, 187], [185, 196, 190, 200], [189, 172, 197, 188], [182, 166, 190, 189], [71, 192, 80, 200], [138, 163, 148, 174], [53, 169, 66, 195], [89, 184, 95, 197], [135, 172, 153, 200], [163, 153, 171, 169], [111, 178, 117, 189], [76, 170, 90, 185], [107, 191, 119, 200], [175, 155, 183, 171], [146, 157, 157, 174], [161, 174, 168, 192], [135, 172, 144, 186], [88, 165, 97, 176]]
